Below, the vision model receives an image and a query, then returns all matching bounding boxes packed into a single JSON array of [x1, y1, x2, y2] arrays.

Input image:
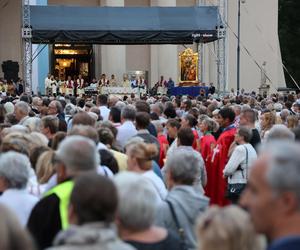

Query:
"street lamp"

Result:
[[237, 0, 245, 95]]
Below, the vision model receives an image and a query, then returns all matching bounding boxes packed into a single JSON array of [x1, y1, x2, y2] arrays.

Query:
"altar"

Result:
[[101, 86, 146, 95]]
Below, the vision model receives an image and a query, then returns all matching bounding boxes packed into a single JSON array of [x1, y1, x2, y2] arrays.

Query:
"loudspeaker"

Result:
[[1, 60, 19, 82]]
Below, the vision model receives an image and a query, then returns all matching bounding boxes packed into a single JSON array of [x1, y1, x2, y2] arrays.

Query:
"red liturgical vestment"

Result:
[[200, 133, 216, 199], [210, 126, 236, 206]]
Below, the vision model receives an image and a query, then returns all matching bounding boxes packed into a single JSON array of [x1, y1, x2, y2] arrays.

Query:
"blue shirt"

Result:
[[268, 236, 300, 250], [152, 161, 164, 181]]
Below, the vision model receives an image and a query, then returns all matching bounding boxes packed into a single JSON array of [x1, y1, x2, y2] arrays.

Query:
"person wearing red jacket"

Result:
[[210, 108, 236, 206]]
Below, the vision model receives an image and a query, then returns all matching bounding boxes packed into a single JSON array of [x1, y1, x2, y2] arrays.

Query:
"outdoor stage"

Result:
[[27, 5, 220, 95], [170, 86, 209, 97]]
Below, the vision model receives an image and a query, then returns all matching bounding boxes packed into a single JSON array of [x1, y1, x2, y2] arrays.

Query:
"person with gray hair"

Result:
[[48, 100, 67, 132], [68, 125, 114, 177], [27, 136, 99, 250], [280, 109, 290, 125], [115, 172, 182, 250], [151, 102, 167, 123], [265, 124, 295, 142], [23, 117, 42, 132], [117, 105, 137, 149], [115, 100, 126, 111], [223, 126, 257, 203], [0, 152, 38, 226], [55, 135, 99, 175], [155, 149, 209, 250], [14, 101, 30, 125], [31, 96, 42, 114], [64, 103, 77, 130], [240, 141, 300, 250]]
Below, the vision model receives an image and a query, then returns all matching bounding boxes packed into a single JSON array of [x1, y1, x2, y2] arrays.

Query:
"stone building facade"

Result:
[[0, 0, 285, 93]]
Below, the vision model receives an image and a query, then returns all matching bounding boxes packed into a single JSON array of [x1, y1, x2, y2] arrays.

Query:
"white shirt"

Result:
[[0, 189, 39, 226], [223, 143, 257, 184], [99, 105, 110, 121], [97, 165, 114, 178], [166, 138, 178, 159], [116, 121, 137, 149], [97, 142, 108, 150], [159, 116, 168, 124], [143, 170, 167, 202], [45, 77, 51, 89]]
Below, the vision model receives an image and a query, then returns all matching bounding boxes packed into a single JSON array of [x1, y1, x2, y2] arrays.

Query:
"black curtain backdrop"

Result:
[[30, 6, 220, 45]]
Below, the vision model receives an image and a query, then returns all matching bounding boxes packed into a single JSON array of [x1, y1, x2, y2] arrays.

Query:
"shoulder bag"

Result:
[[166, 200, 188, 250]]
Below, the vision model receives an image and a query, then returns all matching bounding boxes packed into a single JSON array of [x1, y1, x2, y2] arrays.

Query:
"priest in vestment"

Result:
[[199, 118, 217, 199], [210, 108, 236, 206]]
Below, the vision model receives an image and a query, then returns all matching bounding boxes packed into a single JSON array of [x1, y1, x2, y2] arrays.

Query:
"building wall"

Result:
[[49, 0, 99, 6], [0, 0, 22, 78], [125, 0, 150, 6], [227, 0, 285, 93], [0, 0, 285, 92], [125, 0, 150, 81], [176, 0, 196, 6]]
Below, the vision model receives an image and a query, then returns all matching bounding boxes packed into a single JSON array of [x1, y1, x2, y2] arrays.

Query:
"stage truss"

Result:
[[22, 1, 225, 95], [22, 0, 32, 94], [217, 0, 227, 94]]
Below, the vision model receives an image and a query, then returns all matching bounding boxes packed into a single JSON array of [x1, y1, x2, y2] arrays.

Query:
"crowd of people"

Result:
[[0, 87, 299, 250]]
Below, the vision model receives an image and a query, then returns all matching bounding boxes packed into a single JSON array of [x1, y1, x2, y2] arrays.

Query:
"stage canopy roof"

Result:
[[30, 5, 220, 44]]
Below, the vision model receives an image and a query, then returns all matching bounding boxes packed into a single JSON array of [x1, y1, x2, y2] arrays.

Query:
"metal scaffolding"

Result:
[[217, 0, 227, 94], [198, 0, 227, 94], [197, 0, 228, 94], [22, 0, 32, 94], [197, 0, 206, 84]]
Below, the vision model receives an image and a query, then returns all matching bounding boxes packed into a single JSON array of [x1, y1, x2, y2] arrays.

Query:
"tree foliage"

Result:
[[278, 0, 300, 89]]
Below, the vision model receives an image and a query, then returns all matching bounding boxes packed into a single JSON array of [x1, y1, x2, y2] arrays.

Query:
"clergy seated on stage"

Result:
[[76, 75, 85, 97], [130, 76, 138, 89], [110, 74, 117, 87], [98, 74, 109, 87], [156, 76, 167, 95], [76, 75, 85, 88], [157, 75, 167, 87], [89, 78, 97, 87], [65, 76, 74, 96], [122, 74, 131, 88], [137, 76, 147, 89]]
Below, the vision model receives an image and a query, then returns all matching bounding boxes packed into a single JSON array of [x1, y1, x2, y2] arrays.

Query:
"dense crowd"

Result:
[[0, 89, 299, 250]]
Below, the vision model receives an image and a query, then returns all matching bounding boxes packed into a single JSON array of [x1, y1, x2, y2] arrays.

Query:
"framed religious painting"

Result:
[[179, 48, 199, 86]]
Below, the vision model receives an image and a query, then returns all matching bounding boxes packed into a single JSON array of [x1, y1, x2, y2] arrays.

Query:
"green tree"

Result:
[[278, 0, 300, 89]]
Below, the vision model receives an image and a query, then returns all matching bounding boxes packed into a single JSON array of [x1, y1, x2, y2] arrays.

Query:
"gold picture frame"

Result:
[[179, 48, 199, 85]]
